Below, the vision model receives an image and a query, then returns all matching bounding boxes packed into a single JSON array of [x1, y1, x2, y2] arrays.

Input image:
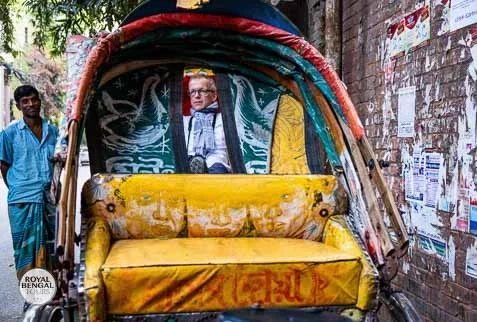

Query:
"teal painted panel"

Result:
[[96, 67, 175, 173], [228, 74, 280, 174]]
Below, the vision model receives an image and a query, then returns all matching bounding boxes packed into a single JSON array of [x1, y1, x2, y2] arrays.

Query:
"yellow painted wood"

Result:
[[271, 94, 310, 174]]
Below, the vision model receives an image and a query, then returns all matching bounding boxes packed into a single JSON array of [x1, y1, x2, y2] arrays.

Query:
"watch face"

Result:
[[189, 155, 207, 174]]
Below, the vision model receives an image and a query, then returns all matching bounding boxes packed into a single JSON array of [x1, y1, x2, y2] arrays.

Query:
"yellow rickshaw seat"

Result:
[[81, 174, 377, 320], [101, 238, 362, 315]]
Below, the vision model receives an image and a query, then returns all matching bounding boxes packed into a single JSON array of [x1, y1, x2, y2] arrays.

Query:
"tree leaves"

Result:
[[0, 0, 16, 55], [1, 0, 142, 56]]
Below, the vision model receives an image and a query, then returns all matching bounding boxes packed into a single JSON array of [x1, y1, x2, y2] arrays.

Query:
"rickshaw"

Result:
[[37, 1, 421, 321]]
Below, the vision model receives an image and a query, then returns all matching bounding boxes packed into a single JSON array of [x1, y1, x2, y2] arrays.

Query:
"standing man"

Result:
[[184, 74, 231, 173], [0, 85, 58, 279]]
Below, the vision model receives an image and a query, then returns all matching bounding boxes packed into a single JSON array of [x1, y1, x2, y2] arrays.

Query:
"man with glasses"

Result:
[[184, 74, 231, 173]]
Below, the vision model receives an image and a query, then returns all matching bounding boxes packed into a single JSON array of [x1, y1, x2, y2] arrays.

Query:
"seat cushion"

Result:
[[101, 238, 362, 315], [82, 174, 345, 241]]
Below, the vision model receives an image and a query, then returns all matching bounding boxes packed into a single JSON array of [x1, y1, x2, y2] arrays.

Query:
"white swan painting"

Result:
[[97, 71, 175, 173], [230, 74, 280, 174]]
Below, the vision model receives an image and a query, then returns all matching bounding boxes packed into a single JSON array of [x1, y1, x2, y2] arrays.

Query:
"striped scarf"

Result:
[[191, 101, 218, 157]]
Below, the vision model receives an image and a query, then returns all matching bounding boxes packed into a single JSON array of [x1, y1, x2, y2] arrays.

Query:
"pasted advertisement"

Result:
[[425, 153, 444, 209], [470, 191, 477, 236], [387, 6, 430, 58], [397, 86, 416, 138], [453, 155, 472, 232], [450, 0, 477, 32], [404, 6, 431, 50], [436, 0, 451, 35], [417, 231, 447, 261], [403, 146, 445, 240], [404, 148, 444, 208], [405, 146, 425, 203], [388, 19, 406, 57], [466, 239, 477, 278]]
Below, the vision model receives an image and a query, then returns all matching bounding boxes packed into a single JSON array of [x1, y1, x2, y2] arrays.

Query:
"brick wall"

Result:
[[307, 0, 326, 53], [329, 0, 477, 321]]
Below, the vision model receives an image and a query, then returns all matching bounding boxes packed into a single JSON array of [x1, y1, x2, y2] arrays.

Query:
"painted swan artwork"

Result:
[[230, 74, 280, 173], [97, 72, 175, 173]]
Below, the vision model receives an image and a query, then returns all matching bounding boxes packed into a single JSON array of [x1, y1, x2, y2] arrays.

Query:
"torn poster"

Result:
[[425, 153, 443, 209], [470, 191, 477, 236], [417, 232, 448, 261], [466, 239, 477, 278], [398, 86, 416, 138], [412, 203, 442, 237], [387, 6, 431, 58], [450, 0, 477, 32], [405, 146, 425, 203], [437, 0, 451, 35], [387, 19, 406, 57], [404, 6, 431, 50], [453, 155, 472, 232], [384, 59, 397, 85]]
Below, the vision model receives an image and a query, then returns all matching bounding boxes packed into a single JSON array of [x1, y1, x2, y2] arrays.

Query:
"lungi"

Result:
[[8, 201, 55, 279]]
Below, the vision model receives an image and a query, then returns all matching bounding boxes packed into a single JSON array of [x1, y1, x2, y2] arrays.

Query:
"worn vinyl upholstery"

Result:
[[81, 174, 377, 320]]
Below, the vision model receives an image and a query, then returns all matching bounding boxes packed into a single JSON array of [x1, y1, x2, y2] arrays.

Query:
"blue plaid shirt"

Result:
[[0, 119, 58, 204]]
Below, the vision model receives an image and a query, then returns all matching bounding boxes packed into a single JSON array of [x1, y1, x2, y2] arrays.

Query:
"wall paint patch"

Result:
[[448, 235, 456, 280]]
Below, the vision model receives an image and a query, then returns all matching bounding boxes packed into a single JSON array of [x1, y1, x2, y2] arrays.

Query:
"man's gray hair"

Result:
[[189, 74, 216, 92]]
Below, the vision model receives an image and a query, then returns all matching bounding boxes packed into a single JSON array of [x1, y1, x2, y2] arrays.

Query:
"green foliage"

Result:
[[10, 46, 66, 122], [0, 0, 16, 55], [2, 0, 143, 56]]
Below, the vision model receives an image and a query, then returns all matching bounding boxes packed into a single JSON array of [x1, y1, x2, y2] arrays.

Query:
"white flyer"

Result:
[[405, 146, 425, 204], [397, 86, 416, 138], [450, 0, 477, 31], [466, 240, 477, 278], [424, 153, 443, 209]]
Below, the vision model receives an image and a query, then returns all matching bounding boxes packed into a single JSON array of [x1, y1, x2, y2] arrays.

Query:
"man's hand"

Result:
[[0, 160, 10, 187]]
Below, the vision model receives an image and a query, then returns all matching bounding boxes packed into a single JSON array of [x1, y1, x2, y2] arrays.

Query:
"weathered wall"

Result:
[[334, 0, 477, 321]]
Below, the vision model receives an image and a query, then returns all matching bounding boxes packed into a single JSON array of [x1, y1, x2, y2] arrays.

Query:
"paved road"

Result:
[[0, 166, 90, 321], [0, 178, 23, 321]]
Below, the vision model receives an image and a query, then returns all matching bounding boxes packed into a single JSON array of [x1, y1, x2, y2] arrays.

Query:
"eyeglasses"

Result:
[[188, 89, 214, 96]]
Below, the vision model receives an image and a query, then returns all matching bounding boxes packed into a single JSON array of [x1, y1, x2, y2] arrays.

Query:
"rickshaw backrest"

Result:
[[81, 174, 347, 241]]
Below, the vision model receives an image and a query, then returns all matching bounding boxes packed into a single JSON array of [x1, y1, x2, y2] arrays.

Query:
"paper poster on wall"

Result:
[[455, 185, 470, 231], [405, 146, 425, 203], [413, 204, 442, 237], [425, 153, 443, 209], [405, 6, 431, 49], [387, 6, 430, 58], [398, 86, 416, 138], [437, 0, 451, 35], [387, 20, 406, 57], [418, 232, 447, 261], [450, 0, 477, 31], [454, 156, 472, 232], [466, 240, 477, 278], [470, 192, 477, 236]]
